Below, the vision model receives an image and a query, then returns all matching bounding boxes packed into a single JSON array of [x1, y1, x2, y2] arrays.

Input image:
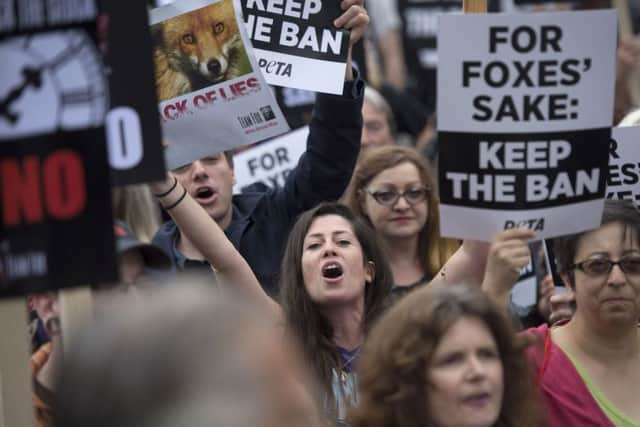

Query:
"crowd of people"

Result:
[[20, 0, 640, 426]]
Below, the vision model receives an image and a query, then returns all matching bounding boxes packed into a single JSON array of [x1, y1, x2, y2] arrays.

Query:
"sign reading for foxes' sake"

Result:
[[437, 10, 617, 241], [607, 126, 640, 207], [0, 0, 118, 297], [241, 0, 349, 94], [150, 0, 289, 169]]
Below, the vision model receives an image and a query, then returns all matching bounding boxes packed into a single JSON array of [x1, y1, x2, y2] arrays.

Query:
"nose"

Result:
[[393, 193, 411, 210], [607, 263, 627, 287], [465, 356, 487, 381], [190, 160, 208, 180], [322, 241, 338, 257], [207, 59, 222, 75]]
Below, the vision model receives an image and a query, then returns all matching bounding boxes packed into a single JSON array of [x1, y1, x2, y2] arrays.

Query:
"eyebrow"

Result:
[[305, 230, 352, 240]]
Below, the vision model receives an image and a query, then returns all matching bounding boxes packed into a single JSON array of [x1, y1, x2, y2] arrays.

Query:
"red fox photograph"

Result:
[[151, 0, 253, 102]]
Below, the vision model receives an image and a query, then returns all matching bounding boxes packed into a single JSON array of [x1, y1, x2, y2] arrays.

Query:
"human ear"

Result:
[[365, 261, 375, 283]]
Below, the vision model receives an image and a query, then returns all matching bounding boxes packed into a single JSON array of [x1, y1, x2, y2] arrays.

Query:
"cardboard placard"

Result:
[[240, 0, 349, 94], [100, 0, 167, 185], [233, 125, 307, 192], [437, 10, 617, 241], [0, 2, 118, 297], [149, 0, 289, 169], [607, 126, 640, 207]]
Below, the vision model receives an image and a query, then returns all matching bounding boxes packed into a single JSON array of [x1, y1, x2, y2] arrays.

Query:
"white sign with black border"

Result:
[[437, 10, 617, 241], [607, 126, 640, 207]]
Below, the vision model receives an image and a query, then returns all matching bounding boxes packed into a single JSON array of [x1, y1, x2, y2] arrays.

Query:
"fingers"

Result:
[[495, 227, 536, 242], [333, 2, 368, 46]]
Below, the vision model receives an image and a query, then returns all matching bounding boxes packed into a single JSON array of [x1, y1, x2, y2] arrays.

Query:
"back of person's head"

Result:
[[554, 199, 640, 287], [344, 145, 455, 277], [111, 184, 162, 243], [55, 283, 322, 427], [351, 283, 542, 427]]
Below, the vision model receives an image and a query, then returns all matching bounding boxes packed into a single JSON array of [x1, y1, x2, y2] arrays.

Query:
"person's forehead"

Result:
[[575, 222, 640, 256], [305, 215, 356, 238]]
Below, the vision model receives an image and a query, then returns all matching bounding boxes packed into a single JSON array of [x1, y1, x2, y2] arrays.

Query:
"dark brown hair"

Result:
[[554, 199, 640, 288], [279, 202, 393, 416], [344, 145, 458, 280], [350, 283, 543, 427]]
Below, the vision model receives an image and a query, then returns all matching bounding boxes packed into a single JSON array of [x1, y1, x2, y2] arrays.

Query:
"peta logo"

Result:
[[504, 218, 545, 231], [258, 59, 292, 77]]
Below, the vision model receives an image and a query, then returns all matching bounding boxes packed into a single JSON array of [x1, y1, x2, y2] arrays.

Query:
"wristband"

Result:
[[154, 176, 178, 198], [164, 187, 187, 210]]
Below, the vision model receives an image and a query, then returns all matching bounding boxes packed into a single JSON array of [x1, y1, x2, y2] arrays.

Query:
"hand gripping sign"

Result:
[[437, 10, 617, 241]]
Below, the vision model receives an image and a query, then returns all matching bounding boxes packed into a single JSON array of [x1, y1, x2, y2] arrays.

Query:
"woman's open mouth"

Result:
[[322, 262, 344, 281]]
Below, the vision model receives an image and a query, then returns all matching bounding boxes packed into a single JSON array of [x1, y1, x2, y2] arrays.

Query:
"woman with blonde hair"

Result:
[[344, 145, 460, 300]]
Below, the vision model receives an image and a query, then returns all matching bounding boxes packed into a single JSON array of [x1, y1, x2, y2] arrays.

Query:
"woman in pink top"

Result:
[[483, 199, 640, 427]]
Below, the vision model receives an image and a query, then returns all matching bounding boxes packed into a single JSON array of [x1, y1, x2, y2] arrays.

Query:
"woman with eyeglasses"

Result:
[[344, 145, 468, 302], [482, 199, 640, 427]]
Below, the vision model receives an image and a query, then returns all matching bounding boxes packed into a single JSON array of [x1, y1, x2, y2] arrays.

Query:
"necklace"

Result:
[[339, 346, 361, 383]]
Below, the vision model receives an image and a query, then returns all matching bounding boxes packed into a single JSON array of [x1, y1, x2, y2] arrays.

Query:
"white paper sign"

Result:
[[240, 0, 349, 94], [149, 0, 290, 169], [608, 126, 640, 207], [437, 10, 617, 241], [233, 126, 308, 192]]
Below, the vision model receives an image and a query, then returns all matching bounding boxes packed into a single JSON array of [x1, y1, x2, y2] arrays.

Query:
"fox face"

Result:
[[159, 1, 241, 84]]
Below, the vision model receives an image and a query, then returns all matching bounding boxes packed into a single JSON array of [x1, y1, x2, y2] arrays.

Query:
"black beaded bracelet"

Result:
[[154, 176, 178, 198], [164, 187, 187, 210]]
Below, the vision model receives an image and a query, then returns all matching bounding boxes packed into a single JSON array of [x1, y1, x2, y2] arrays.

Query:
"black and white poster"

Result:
[[100, 0, 166, 185], [397, 0, 461, 114], [607, 126, 640, 207], [0, 1, 118, 297], [233, 125, 307, 192], [241, 0, 349, 94], [437, 10, 617, 241]]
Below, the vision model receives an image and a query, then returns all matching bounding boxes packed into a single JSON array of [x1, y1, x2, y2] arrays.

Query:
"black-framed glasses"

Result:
[[364, 187, 431, 206], [569, 257, 640, 277]]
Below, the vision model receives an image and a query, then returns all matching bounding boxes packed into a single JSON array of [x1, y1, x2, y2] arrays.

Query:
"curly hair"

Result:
[[279, 202, 393, 419], [350, 283, 543, 427], [343, 145, 459, 281]]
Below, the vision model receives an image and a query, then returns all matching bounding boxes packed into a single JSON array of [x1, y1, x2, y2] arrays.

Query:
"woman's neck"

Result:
[[564, 314, 640, 363], [323, 300, 365, 351], [382, 235, 424, 285]]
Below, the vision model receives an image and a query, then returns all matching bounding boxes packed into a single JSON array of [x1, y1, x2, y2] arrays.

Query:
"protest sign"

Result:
[[607, 126, 640, 207], [397, 0, 462, 113], [100, 0, 166, 185], [233, 125, 307, 192], [240, 0, 349, 94], [150, 0, 289, 170], [0, 1, 118, 297], [437, 10, 617, 241]]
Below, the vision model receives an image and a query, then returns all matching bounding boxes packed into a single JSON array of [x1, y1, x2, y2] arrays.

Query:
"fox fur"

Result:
[[151, 0, 252, 102]]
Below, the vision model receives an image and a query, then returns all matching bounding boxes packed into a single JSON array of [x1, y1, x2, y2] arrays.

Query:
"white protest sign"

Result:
[[240, 0, 349, 94], [437, 10, 617, 241], [233, 126, 308, 192], [149, 0, 290, 169], [607, 126, 640, 207]]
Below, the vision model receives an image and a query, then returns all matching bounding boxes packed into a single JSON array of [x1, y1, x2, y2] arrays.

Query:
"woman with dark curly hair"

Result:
[[350, 283, 543, 427]]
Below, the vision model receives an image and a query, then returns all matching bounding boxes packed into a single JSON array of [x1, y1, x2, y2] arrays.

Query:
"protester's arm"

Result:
[[480, 228, 535, 312], [151, 174, 282, 321], [429, 239, 490, 289]]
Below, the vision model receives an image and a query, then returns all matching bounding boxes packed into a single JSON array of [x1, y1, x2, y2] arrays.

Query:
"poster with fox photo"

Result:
[[0, 2, 119, 297], [437, 10, 617, 241], [149, 0, 289, 169], [99, 0, 167, 186]]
